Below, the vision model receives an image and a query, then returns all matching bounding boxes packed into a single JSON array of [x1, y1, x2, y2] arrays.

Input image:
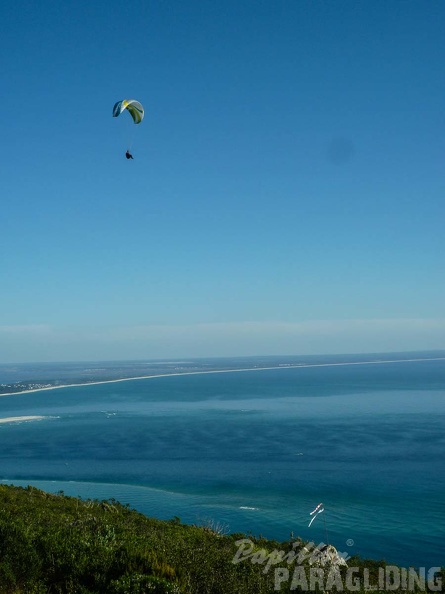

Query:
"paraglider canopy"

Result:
[[112, 99, 144, 124]]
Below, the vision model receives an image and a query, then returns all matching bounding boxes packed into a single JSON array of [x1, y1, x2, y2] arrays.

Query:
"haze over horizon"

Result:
[[2, 1, 444, 363]]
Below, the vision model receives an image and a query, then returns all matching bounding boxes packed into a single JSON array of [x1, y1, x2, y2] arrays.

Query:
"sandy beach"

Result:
[[1, 356, 444, 398], [0, 416, 45, 424]]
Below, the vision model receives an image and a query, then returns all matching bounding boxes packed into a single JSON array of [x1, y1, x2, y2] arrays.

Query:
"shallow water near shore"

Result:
[[0, 355, 444, 568]]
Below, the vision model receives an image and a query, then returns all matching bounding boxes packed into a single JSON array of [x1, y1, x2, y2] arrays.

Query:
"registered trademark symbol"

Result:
[[346, 539, 354, 547]]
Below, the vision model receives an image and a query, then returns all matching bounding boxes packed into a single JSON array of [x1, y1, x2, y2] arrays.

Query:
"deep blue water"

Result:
[[0, 355, 444, 568]]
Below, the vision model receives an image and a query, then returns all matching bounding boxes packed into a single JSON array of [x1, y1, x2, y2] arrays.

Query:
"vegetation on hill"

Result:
[[0, 485, 442, 593]]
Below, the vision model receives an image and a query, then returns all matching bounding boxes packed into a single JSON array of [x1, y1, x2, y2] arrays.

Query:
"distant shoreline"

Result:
[[1, 356, 444, 397]]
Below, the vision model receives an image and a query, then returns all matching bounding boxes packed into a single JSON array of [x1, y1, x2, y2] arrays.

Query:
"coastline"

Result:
[[3, 474, 444, 569], [1, 359, 444, 569], [1, 356, 444, 397]]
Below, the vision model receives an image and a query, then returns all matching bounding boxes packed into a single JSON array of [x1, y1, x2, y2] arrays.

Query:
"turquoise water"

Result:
[[0, 356, 444, 568]]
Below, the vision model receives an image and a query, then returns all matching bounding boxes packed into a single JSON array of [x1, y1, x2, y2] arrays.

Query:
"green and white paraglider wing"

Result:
[[112, 99, 144, 124]]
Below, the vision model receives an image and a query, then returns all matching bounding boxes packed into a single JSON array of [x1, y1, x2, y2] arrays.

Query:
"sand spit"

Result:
[[1, 357, 444, 398], [0, 416, 45, 424]]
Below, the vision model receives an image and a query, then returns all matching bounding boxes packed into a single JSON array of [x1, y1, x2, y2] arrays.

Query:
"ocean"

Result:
[[0, 354, 444, 569]]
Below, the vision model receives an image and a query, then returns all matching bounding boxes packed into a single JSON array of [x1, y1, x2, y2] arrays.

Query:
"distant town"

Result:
[[0, 381, 61, 395]]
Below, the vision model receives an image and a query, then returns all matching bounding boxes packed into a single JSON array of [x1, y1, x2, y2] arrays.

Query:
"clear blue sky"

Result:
[[1, 0, 444, 362]]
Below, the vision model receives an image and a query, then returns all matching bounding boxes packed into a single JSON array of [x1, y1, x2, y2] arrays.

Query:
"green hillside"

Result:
[[0, 485, 441, 593]]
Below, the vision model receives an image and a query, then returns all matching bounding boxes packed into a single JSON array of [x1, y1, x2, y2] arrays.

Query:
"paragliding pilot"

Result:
[[113, 100, 144, 159]]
